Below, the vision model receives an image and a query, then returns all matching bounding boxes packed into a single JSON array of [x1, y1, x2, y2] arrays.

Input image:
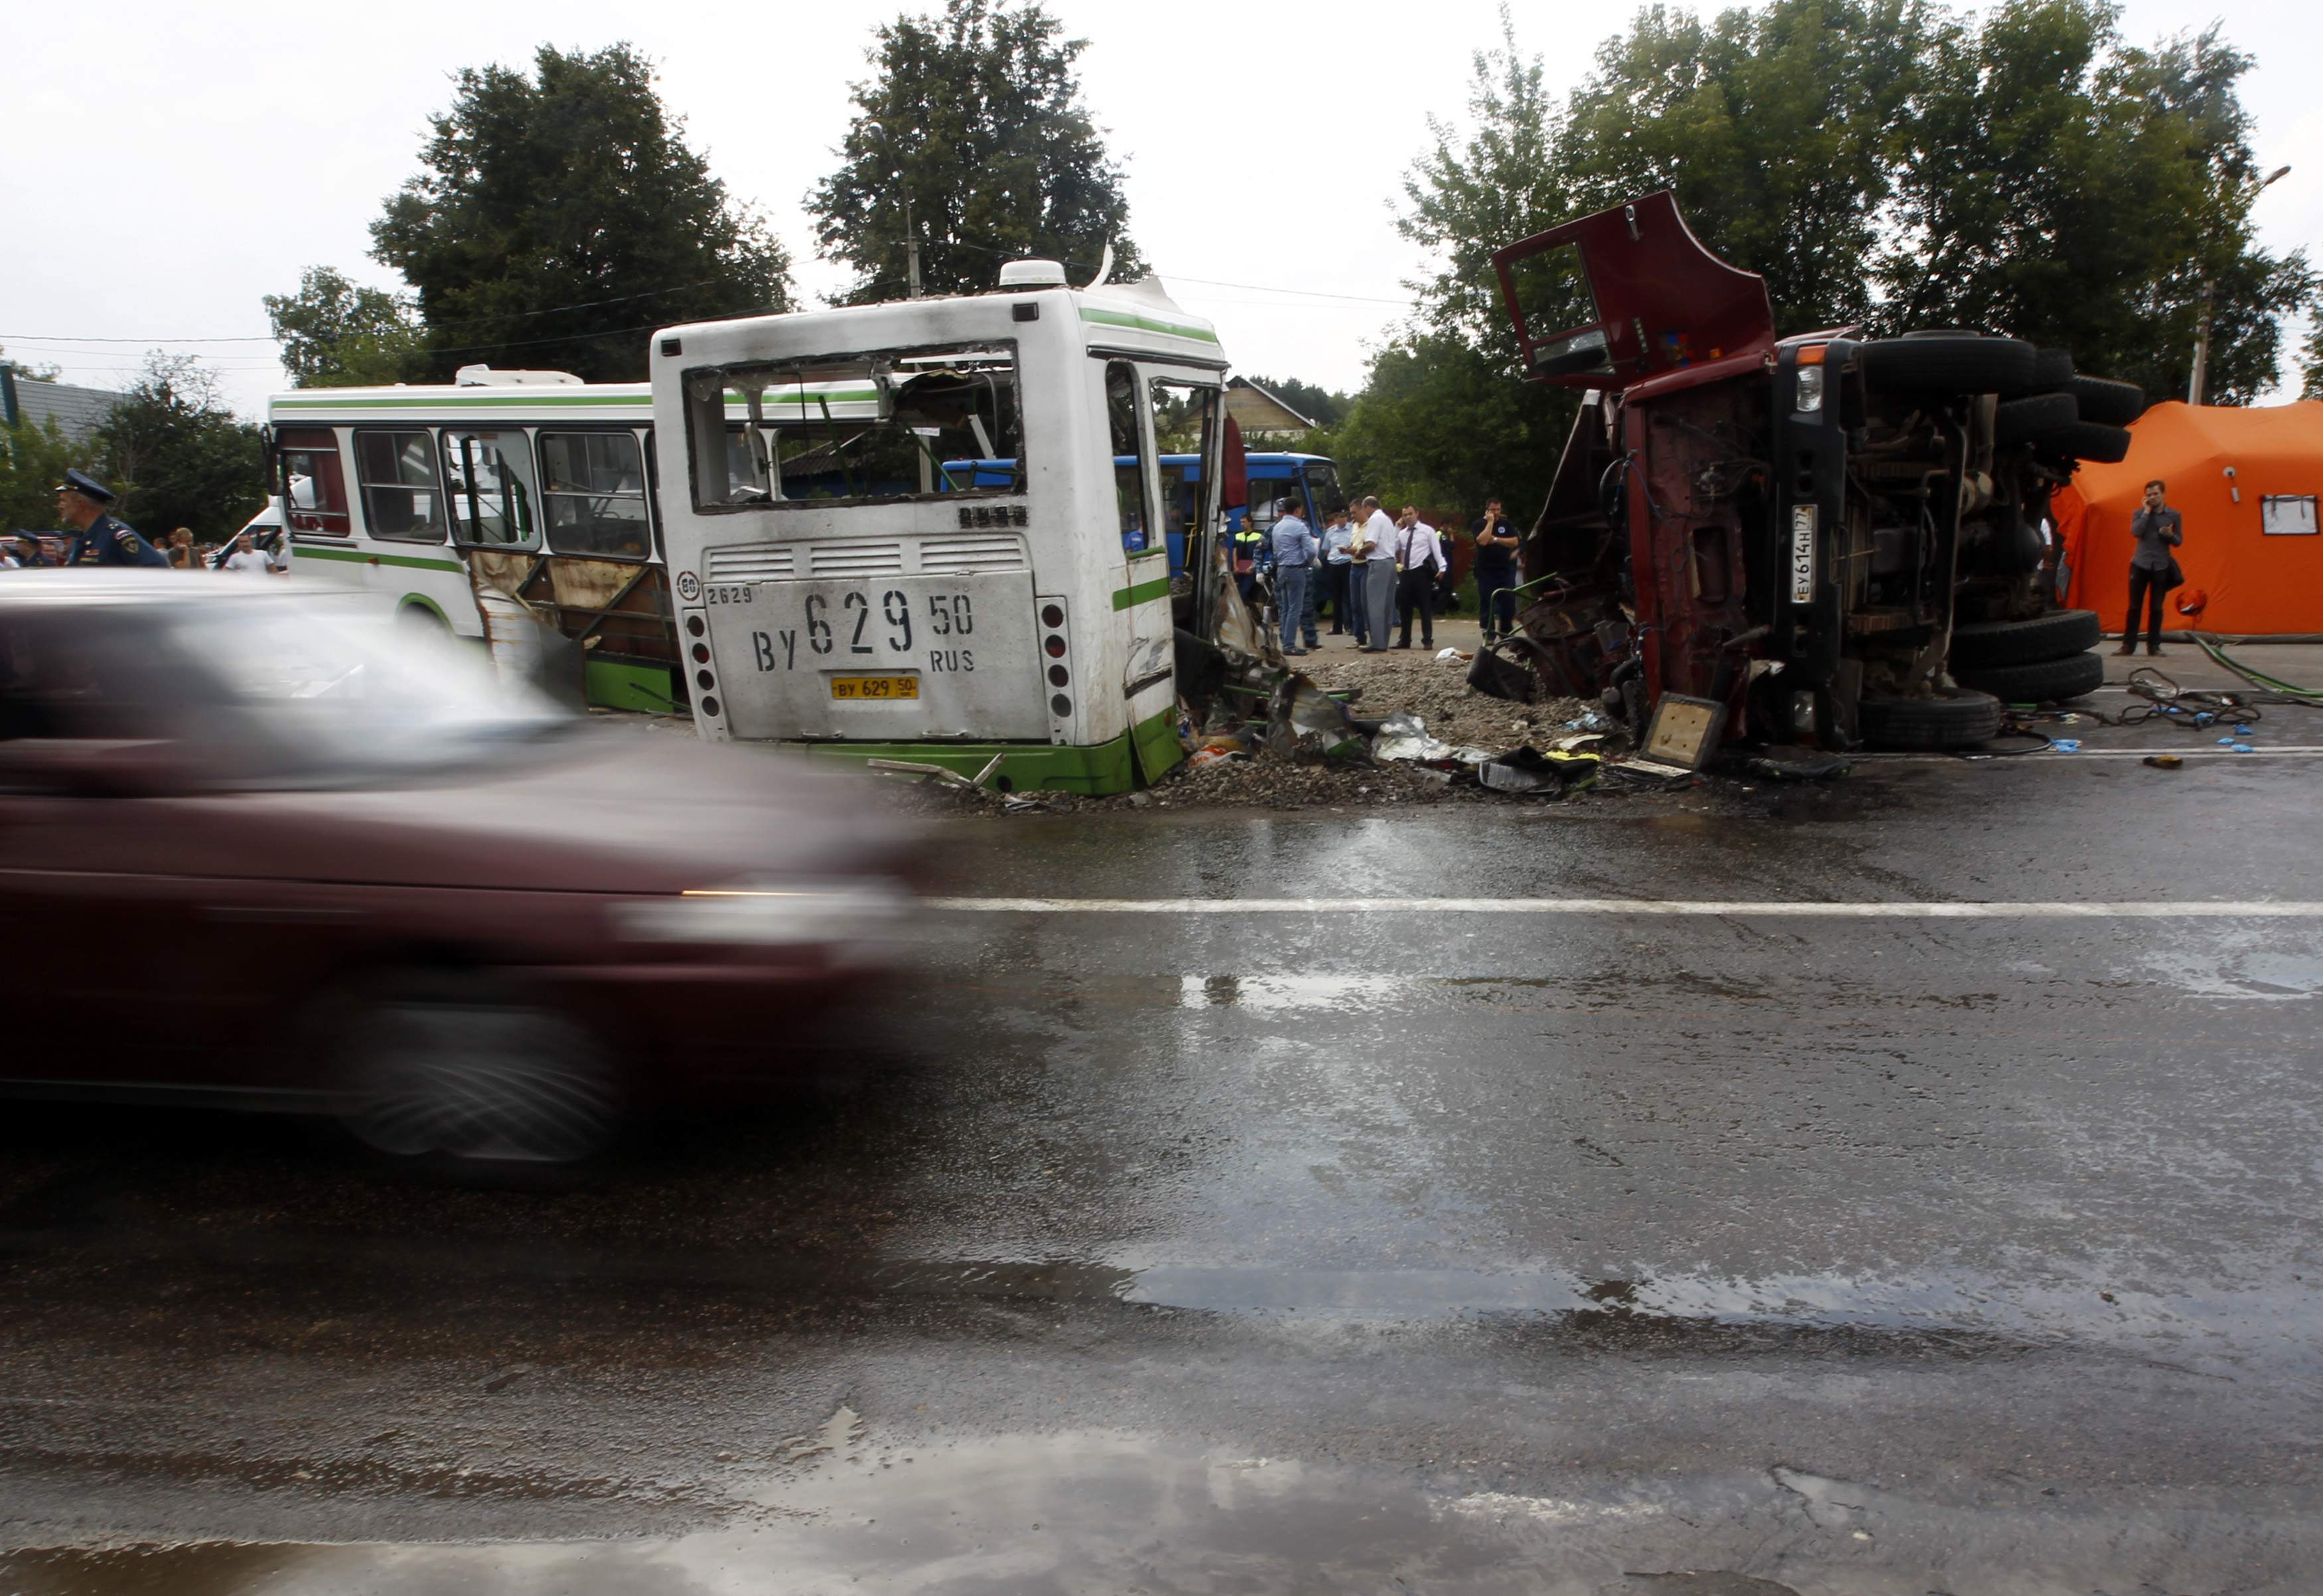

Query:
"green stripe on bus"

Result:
[[1111, 575, 1173, 611], [292, 544, 465, 573], [273, 393, 649, 411], [1079, 307, 1222, 345]]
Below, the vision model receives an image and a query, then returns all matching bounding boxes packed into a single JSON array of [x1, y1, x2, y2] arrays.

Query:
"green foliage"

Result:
[[1876, 5, 2312, 401], [265, 267, 427, 388], [1563, 0, 1929, 333], [1399, 7, 1571, 356], [370, 43, 790, 382], [0, 414, 80, 536], [92, 356, 267, 545], [1320, 335, 1572, 518], [2302, 320, 2323, 402], [0, 347, 62, 383], [1238, 375, 1349, 428], [810, 0, 1142, 301]]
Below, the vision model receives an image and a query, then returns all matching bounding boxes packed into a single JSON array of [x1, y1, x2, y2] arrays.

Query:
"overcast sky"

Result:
[[6, 0, 2315, 419]]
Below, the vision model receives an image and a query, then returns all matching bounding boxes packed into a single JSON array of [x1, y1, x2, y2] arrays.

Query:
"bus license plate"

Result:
[[830, 675, 919, 701]]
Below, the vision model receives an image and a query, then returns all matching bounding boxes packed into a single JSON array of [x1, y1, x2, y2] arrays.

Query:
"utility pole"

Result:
[[906, 196, 923, 301], [2188, 279, 2215, 407], [2188, 163, 2291, 407]]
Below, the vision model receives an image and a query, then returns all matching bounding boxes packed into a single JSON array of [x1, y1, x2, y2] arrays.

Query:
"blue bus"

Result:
[[946, 451, 1342, 579]]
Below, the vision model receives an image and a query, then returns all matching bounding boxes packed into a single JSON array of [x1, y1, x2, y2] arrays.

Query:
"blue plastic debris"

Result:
[[2051, 739, 2083, 753], [2235, 723, 2255, 736], [2217, 735, 2237, 745], [2231, 742, 2255, 753]]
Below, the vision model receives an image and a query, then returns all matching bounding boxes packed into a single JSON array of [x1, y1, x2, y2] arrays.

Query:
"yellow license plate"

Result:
[[830, 675, 919, 701]]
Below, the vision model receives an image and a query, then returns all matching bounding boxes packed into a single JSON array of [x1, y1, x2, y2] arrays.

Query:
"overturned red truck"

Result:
[[1472, 192, 2142, 752]]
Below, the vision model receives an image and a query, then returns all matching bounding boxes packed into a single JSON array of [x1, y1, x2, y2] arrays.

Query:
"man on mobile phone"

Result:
[[2119, 479, 2182, 658]]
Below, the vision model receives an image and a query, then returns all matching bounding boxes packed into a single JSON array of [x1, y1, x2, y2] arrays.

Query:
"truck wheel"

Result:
[[1952, 649, 2104, 705], [2067, 376, 2146, 426], [1862, 334, 2036, 396], [2052, 421, 2134, 465], [1856, 686, 2004, 750], [335, 972, 620, 1176], [1994, 393, 2078, 445], [2029, 348, 2075, 391], [1949, 609, 2102, 668]]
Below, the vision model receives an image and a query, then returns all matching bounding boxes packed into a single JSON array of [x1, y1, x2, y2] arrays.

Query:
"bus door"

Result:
[[530, 427, 678, 711]]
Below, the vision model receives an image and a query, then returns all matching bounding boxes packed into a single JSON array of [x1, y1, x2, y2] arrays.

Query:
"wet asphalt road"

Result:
[[6, 733, 2323, 1593]]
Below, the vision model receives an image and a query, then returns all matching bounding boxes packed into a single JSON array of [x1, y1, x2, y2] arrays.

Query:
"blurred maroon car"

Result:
[[0, 574, 921, 1172]]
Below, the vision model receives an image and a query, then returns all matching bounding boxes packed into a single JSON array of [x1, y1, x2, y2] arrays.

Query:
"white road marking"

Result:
[[928, 897, 2323, 918], [1863, 745, 2323, 760]]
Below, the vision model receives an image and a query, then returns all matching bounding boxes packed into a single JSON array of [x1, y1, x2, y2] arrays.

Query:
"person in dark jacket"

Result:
[[2119, 478, 2183, 657]]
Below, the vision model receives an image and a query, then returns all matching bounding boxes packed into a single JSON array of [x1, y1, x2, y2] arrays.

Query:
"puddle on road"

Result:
[[2131, 930, 2323, 1002], [8, 1424, 2293, 1595]]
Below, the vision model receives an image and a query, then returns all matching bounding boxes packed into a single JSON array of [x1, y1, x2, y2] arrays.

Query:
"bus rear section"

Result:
[[652, 271, 1230, 794]]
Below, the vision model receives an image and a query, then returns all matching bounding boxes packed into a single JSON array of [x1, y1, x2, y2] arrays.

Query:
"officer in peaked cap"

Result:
[[54, 471, 167, 568]]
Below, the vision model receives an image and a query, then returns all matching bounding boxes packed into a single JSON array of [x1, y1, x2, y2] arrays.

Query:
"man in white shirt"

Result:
[[1393, 506, 1444, 649], [1319, 506, 1359, 642], [1354, 497, 1398, 652], [222, 531, 271, 575]]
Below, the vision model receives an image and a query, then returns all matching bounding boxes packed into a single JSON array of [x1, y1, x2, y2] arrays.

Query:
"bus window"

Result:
[[1105, 362, 1151, 553], [1150, 382, 1218, 574], [353, 431, 446, 543], [1301, 459, 1341, 519], [687, 345, 1021, 511], [540, 431, 652, 559], [442, 430, 540, 548], [277, 427, 348, 536]]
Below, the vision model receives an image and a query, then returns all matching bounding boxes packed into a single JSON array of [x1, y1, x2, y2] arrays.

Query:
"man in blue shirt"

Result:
[[1269, 500, 1317, 656], [54, 471, 167, 567]]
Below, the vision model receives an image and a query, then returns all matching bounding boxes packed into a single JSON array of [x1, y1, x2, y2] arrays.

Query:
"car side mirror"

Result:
[[0, 739, 203, 798]]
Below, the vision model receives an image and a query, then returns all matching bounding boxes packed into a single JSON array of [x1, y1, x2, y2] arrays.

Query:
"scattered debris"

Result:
[[2143, 754, 2184, 769]]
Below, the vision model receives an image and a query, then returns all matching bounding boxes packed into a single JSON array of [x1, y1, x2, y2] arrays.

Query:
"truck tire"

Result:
[[2030, 348, 2075, 390], [2067, 375, 2146, 425], [1857, 686, 2004, 750], [1862, 334, 2036, 396], [1949, 609, 2103, 668], [2052, 420, 2133, 464], [1994, 393, 2078, 445], [1953, 649, 2105, 704]]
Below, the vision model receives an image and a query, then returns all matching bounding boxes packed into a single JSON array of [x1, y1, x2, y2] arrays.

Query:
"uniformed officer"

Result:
[[54, 471, 168, 567]]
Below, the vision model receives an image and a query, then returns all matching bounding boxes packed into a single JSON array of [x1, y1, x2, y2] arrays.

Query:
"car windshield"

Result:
[[165, 598, 569, 778]]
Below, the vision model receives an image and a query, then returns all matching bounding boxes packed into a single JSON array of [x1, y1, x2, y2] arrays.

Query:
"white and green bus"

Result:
[[265, 368, 871, 713], [649, 262, 1235, 794]]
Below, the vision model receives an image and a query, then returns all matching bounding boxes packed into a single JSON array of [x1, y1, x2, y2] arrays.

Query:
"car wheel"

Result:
[[1994, 393, 2079, 446], [2067, 375, 2146, 427], [1951, 649, 2105, 705], [2050, 420, 2134, 465], [336, 974, 620, 1173], [1862, 334, 2036, 396], [1949, 609, 2103, 668], [1856, 686, 2004, 750]]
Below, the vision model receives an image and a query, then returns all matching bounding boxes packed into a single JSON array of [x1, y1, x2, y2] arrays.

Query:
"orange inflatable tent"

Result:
[[2054, 400, 2323, 637]]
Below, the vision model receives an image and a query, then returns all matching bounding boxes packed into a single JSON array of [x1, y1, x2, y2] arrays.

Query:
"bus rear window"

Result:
[[687, 344, 1023, 511]]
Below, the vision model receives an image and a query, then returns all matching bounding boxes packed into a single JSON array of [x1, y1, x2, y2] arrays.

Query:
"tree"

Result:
[[0, 346, 62, 383], [1877, 4, 2312, 401], [370, 43, 790, 382], [264, 267, 427, 388], [2301, 319, 2323, 402], [810, 0, 1143, 302], [1560, 0, 1929, 334], [1238, 375, 1350, 428], [1335, 11, 1576, 521], [92, 355, 267, 545], [0, 415, 80, 536]]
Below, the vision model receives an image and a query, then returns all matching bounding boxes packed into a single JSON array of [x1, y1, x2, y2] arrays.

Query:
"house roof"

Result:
[[3, 371, 127, 442], [1225, 377, 1318, 434]]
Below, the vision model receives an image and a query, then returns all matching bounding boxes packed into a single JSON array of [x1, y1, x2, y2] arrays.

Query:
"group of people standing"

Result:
[[6, 470, 280, 575], [1262, 496, 1524, 656]]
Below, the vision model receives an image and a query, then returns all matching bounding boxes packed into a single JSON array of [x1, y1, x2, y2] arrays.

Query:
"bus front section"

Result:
[[651, 277, 1223, 796]]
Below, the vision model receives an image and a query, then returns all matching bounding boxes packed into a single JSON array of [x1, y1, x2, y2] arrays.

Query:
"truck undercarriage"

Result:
[[1475, 193, 2146, 753]]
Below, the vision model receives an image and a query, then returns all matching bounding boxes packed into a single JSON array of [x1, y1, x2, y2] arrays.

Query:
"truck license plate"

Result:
[[1789, 505, 1817, 604], [830, 675, 919, 701]]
